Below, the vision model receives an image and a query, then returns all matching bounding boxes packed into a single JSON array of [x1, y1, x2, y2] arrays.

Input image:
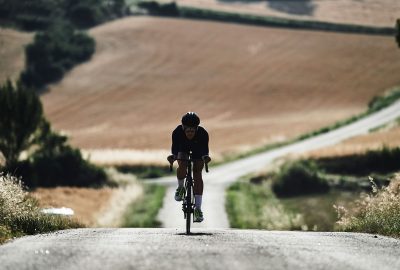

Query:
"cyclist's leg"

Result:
[[177, 152, 189, 180], [175, 152, 188, 201], [193, 160, 204, 196], [193, 160, 204, 222]]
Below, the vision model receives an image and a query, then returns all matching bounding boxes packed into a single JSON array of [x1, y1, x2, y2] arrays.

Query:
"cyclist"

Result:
[[167, 112, 211, 223]]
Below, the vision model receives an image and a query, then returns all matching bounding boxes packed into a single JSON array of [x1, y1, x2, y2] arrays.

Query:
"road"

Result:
[[156, 99, 400, 229], [1, 229, 399, 270]]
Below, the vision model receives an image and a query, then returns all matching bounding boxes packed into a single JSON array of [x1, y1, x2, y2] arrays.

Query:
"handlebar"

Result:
[[169, 158, 209, 173]]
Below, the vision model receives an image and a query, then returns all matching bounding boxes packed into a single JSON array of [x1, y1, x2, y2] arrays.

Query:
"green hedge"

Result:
[[272, 160, 329, 197], [138, 1, 395, 35], [20, 22, 95, 89]]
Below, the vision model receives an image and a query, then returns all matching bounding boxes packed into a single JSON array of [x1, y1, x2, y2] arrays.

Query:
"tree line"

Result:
[[0, 0, 129, 187]]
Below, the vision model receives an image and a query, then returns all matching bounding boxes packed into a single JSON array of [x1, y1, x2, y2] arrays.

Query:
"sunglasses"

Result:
[[183, 126, 197, 132]]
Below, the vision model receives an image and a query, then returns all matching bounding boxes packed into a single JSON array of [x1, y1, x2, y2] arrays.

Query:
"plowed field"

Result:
[[41, 17, 400, 160], [167, 0, 400, 27], [0, 28, 32, 83]]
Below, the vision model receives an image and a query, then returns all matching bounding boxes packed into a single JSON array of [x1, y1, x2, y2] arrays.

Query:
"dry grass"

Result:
[[335, 174, 400, 237], [31, 187, 115, 226], [0, 28, 32, 83], [0, 174, 81, 244], [166, 0, 400, 27], [40, 17, 400, 163]]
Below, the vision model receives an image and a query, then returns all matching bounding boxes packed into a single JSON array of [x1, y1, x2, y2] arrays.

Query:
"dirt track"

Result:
[[41, 17, 400, 159]]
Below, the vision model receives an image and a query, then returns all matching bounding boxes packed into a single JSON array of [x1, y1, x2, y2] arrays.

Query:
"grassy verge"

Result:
[[115, 165, 173, 179], [0, 174, 82, 244], [226, 176, 303, 230], [122, 184, 166, 227], [137, 1, 394, 35], [336, 175, 400, 238]]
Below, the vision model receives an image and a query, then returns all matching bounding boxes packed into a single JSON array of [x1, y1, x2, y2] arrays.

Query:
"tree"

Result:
[[0, 80, 43, 169]]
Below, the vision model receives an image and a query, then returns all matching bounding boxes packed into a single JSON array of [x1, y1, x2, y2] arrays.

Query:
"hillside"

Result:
[[41, 17, 400, 160], [0, 28, 32, 83], [164, 0, 400, 27]]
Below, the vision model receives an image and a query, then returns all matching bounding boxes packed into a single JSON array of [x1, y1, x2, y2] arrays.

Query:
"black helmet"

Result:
[[181, 112, 200, 127]]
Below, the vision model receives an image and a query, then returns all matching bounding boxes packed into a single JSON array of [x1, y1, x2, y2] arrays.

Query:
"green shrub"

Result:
[[138, 1, 179, 16], [336, 175, 400, 237], [115, 165, 172, 179], [20, 22, 95, 89], [272, 160, 329, 197]]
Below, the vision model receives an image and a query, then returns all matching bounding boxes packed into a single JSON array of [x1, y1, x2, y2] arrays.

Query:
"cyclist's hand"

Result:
[[167, 154, 176, 164], [202, 155, 211, 164]]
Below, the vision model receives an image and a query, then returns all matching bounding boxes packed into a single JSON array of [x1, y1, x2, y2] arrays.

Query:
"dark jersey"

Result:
[[171, 125, 209, 159]]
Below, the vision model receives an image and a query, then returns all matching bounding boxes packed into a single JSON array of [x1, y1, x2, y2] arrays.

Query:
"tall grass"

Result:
[[0, 174, 81, 244], [335, 175, 400, 237]]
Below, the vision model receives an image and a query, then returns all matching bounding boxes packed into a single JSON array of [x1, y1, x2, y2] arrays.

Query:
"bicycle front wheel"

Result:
[[186, 184, 192, 235]]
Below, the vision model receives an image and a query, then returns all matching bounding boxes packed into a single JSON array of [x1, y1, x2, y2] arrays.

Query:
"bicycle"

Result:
[[169, 152, 209, 234]]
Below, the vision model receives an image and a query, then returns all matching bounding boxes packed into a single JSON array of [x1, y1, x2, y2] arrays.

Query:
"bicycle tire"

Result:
[[186, 182, 192, 235]]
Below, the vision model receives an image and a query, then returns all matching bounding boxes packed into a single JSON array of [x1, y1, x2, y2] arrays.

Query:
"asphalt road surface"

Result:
[[1, 229, 399, 270]]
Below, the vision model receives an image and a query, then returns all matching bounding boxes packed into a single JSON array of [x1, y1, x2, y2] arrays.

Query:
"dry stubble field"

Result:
[[41, 17, 400, 162]]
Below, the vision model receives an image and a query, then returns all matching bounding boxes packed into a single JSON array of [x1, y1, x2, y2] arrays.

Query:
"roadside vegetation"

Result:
[[115, 164, 173, 179], [0, 174, 82, 244], [226, 145, 400, 235], [122, 184, 165, 227], [336, 175, 400, 238], [226, 176, 303, 230]]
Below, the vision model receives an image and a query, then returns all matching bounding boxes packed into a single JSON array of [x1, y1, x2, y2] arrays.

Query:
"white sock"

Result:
[[195, 195, 202, 210], [178, 179, 184, 187]]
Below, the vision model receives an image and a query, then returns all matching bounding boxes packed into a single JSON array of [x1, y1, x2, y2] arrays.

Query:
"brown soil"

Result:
[[0, 28, 32, 83], [31, 187, 114, 226], [168, 0, 400, 27], [41, 17, 400, 160]]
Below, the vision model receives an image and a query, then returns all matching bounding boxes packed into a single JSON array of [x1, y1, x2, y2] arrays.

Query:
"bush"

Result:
[[335, 175, 400, 237], [138, 1, 179, 16], [0, 174, 82, 243], [316, 146, 400, 176], [0, 0, 128, 31], [20, 22, 95, 89], [272, 160, 329, 197]]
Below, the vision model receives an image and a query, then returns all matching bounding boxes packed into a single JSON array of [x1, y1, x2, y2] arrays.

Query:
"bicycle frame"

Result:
[[169, 152, 209, 235]]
